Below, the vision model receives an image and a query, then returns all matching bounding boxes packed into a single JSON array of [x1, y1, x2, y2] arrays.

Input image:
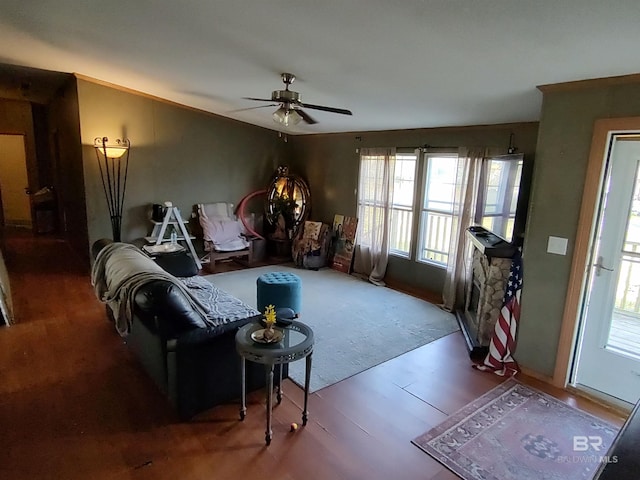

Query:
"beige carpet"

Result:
[[206, 265, 459, 392]]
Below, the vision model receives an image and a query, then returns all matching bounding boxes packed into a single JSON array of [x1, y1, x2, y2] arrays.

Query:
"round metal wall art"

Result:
[[265, 166, 310, 235]]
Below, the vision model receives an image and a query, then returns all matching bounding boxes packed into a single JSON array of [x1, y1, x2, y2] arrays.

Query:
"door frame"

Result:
[[0, 133, 33, 229], [554, 117, 640, 389]]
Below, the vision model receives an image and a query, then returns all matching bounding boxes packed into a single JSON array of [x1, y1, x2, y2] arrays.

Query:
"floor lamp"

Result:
[[94, 136, 130, 242]]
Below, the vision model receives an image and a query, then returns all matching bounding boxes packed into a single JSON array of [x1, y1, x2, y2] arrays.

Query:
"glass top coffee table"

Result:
[[235, 320, 314, 445]]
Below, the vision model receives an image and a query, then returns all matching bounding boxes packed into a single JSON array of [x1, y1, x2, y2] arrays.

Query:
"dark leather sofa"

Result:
[[91, 239, 285, 420]]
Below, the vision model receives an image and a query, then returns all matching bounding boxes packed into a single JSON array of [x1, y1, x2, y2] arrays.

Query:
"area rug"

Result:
[[412, 379, 619, 480], [206, 265, 459, 392]]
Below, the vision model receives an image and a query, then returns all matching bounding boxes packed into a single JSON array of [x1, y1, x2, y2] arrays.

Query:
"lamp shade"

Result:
[[94, 137, 130, 158], [272, 107, 302, 127], [272, 106, 287, 124]]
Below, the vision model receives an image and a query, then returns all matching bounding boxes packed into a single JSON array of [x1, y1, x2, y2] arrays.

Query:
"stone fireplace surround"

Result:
[[462, 247, 512, 352], [455, 227, 517, 357]]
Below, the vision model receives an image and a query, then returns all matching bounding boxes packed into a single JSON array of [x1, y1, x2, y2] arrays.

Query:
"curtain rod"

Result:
[[415, 145, 513, 153], [361, 145, 509, 153], [399, 144, 459, 151], [357, 145, 458, 153], [364, 145, 459, 151]]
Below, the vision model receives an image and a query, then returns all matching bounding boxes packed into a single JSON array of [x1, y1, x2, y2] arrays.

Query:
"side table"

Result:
[[235, 320, 314, 445]]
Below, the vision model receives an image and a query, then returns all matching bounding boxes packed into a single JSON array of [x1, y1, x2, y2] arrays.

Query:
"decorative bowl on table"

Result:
[[251, 328, 283, 344]]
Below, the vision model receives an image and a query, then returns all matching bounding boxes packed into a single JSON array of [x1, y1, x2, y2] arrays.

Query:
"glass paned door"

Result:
[[574, 136, 640, 404], [608, 161, 640, 356]]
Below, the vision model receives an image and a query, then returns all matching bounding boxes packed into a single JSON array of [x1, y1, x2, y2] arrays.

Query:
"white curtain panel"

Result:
[[441, 147, 485, 312], [353, 147, 396, 286]]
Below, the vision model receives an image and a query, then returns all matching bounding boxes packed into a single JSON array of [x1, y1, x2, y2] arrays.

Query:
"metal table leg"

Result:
[[277, 363, 283, 404], [265, 363, 274, 445], [239, 356, 246, 421], [302, 353, 312, 425]]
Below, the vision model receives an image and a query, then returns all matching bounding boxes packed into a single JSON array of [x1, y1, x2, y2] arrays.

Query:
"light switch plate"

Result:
[[547, 236, 568, 255]]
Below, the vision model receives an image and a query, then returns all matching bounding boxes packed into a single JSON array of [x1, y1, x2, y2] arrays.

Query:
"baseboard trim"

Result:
[[383, 277, 441, 304], [519, 365, 554, 384], [566, 384, 633, 417]]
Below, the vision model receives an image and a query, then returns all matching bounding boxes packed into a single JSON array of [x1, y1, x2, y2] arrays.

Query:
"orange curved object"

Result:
[[237, 189, 267, 240]]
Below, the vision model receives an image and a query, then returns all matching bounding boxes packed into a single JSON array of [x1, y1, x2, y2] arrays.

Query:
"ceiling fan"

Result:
[[242, 73, 352, 126]]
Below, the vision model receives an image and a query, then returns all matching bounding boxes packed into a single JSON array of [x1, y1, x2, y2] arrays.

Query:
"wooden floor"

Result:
[[0, 228, 627, 480]]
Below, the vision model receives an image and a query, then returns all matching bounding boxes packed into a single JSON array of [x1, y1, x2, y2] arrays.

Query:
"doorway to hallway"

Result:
[[0, 134, 31, 229]]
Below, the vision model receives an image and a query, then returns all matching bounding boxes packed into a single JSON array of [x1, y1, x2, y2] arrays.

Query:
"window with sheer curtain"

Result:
[[356, 146, 484, 308], [357, 150, 460, 267], [354, 147, 396, 285], [356, 155, 386, 249], [358, 152, 417, 255]]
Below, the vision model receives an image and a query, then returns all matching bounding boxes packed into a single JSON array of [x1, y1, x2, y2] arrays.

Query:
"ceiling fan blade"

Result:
[[297, 109, 318, 125], [230, 104, 277, 113], [300, 102, 352, 116], [243, 96, 275, 102]]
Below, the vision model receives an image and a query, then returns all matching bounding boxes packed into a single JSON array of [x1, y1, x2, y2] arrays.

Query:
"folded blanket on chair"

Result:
[[198, 203, 250, 252]]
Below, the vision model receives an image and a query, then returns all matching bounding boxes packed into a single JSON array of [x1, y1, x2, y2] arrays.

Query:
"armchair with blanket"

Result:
[[197, 202, 263, 270], [90, 239, 284, 420]]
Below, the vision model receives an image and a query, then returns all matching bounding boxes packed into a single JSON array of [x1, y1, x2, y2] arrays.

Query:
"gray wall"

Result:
[[288, 123, 539, 293], [76, 79, 286, 251], [518, 81, 640, 377]]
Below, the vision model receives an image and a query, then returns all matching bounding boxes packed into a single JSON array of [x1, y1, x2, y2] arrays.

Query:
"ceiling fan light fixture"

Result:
[[247, 73, 351, 126], [287, 109, 302, 126], [272, 106, 286, 124], [272, 106, 302, 126]]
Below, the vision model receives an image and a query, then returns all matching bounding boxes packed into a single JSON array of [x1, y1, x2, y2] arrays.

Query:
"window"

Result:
[[418, 154, 458, 266], [475, 155, 523, 243], [389, 153, 417, 257], [357, 151, 417, 257], [356, 149, 458, 268]]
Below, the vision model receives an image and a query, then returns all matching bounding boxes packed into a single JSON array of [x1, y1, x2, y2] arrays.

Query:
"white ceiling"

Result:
[[2, 1, 640, 134]]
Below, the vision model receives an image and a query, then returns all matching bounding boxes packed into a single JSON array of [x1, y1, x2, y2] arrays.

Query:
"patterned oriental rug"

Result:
[[412, 380, 619, 480]]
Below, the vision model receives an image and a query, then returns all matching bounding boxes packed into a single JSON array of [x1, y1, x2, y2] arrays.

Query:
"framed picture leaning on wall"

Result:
[[330, 214, 358, 273]]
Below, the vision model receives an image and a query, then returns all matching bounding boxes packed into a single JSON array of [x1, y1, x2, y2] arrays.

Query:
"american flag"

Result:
[[473, 251, 523, 377]]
